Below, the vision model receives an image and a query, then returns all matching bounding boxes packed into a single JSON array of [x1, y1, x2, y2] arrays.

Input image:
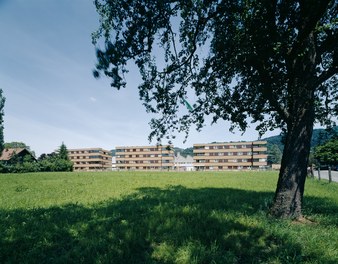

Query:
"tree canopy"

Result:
[[267, 144, 282, 164], [93, 0, 337, 140], [314, 138, 338, 166], [57, 142, 70, 161], [93, 0, 337, 218], [4, 142, 30, 150]]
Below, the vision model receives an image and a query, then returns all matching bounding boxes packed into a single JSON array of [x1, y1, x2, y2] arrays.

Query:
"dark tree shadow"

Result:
[[1, 186, 337, 263], [303, 196, 338, 227]]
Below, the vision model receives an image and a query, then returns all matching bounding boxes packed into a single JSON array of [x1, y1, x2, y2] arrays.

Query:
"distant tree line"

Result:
[[174, 147, 193, 158], [265, 127, 338, 165], [0, 142, 73, 173], [313, 137, 338, 183]]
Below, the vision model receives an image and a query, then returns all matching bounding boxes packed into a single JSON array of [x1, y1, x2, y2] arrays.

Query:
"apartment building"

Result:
[[115, 145, 174, 170], [68, 148, 112, 172], [193, 141, 268, 171]]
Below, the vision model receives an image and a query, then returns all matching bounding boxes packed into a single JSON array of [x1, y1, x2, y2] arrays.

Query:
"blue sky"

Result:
[[0, 0, 280, 156]]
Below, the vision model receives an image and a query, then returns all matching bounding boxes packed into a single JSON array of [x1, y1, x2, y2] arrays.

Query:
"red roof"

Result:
[[0, 148, 27, 161]]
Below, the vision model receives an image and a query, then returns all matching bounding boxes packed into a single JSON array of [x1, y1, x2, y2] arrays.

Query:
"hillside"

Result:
[[264, 127, 338, 151]]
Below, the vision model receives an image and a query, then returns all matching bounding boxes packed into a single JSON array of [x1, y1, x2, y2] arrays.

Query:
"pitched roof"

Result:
[[0, 148, 27, 161]]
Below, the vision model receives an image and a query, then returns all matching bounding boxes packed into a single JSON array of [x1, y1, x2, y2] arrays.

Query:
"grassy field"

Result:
[[0, 171, 337, 263]]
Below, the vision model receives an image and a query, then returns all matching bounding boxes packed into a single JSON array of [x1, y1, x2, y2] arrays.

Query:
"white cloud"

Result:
[[89, 97, 97, 102]]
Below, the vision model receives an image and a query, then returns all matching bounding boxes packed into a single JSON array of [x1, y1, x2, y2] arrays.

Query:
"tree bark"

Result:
[[270, 106, 315, 219], [328, 166, 332, 183]]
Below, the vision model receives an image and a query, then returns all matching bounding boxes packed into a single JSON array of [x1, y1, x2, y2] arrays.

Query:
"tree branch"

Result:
[[160, 11, 216, 75], [288, 0, 332, 60], [317, 30, 338, 57], [251, 56, 290, 122], [316, 65, 338, 87]]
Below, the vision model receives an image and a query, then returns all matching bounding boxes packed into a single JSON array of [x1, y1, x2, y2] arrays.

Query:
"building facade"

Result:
[[174, 153, 194, 171], [68, 148, 112, 172], [193, 141, 268, 171], [115, 145, 174, 170]]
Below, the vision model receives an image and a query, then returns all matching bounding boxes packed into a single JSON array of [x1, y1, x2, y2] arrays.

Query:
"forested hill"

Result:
[[264, 127, 338, 151]]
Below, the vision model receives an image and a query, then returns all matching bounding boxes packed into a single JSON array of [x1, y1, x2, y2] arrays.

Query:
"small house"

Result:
[[0, 148, 36, 163]]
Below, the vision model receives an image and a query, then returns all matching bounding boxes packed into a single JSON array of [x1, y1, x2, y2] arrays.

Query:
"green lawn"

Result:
[[0, 171, 337, 263]]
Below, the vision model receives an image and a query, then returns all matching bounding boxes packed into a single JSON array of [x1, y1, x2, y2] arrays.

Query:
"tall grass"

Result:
[[0, 171, 337, 263]]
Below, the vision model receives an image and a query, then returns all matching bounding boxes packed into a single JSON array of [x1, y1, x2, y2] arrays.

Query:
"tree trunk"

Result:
[[328, 166, 332, 183], [270, 110, 314, 219], [269, 26, 319, 219], [310, 164, 314, 178], [318, 167, 321, 180]]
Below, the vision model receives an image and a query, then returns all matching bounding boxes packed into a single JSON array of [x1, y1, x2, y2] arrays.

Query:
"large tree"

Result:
[[92, 0, 338, 218], [0, 89, 5, 155], [57, 142, 70, 161]]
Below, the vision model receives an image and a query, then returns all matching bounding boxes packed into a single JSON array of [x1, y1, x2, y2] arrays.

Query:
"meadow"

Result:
[[0, 171, 337, 263]]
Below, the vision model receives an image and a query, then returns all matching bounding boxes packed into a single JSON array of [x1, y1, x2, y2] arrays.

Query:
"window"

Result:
[[194, 146, 204, 150]]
